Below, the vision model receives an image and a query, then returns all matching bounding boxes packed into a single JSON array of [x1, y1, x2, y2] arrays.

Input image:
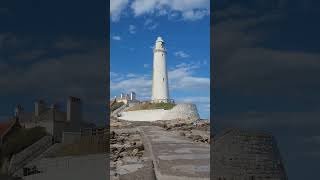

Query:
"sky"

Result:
[[110, 0, 210, 119], [0, 0, 107, 125], [214, 0, 320, 179]]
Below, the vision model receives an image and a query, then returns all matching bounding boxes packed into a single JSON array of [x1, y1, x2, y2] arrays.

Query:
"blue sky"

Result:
[[110, 0, 210, 118]]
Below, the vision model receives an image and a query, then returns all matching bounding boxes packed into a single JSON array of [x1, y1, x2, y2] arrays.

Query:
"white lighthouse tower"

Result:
[[152, 36, 170, 103]]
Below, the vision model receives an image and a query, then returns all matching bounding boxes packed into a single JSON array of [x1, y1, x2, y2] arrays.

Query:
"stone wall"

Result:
[[118, 103, 200, 121], [62, 132, 81, 145], [211, 129, 287, 180]]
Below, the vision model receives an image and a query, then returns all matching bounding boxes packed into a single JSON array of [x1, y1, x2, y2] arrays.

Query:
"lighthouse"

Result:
[[152, 36, 170, 103]]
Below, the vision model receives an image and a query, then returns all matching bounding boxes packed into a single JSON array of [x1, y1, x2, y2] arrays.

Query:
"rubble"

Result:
[[154, 119, 211, 144], [109, 130, 145, 180]]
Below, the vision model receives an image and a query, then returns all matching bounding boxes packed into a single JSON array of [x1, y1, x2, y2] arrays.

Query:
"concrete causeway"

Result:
[[139, 126, 210, 180]]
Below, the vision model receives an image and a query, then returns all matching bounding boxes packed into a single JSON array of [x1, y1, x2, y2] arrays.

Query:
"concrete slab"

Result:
[[22, 154, 107, 180], [139, 126, 210, 180]]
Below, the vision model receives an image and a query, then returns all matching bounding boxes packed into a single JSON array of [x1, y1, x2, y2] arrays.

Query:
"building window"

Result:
[[163, 78, 164, 82]]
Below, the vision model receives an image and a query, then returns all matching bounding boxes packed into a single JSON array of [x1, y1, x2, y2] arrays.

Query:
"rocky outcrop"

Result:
[[110, 129, 147, 180]]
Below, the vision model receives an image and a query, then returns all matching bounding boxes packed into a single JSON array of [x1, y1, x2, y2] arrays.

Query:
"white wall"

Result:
[[118, 103, 200, 121]]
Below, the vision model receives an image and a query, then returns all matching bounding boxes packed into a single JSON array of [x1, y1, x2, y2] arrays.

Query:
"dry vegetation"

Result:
[[126, 102, 175, 111]]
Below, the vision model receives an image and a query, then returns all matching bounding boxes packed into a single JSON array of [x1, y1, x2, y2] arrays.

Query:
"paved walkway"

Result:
[[139, 126, 210, 180], [23, 154, 107, 180]]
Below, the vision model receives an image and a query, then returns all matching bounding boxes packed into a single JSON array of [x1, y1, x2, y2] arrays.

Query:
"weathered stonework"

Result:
[[211, 129, 287, 180]]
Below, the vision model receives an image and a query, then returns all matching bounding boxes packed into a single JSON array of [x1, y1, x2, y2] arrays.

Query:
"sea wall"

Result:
[[118, 103, 200, 121], [211, 129, 287, 180]]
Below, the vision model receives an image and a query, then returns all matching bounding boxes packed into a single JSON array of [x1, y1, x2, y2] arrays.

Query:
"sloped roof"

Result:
[[0, 118, 16, 137]]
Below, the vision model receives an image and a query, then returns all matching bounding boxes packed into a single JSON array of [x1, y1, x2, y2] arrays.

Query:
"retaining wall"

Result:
[[118, 103, 200, 121], [211, 129, 287, 180]]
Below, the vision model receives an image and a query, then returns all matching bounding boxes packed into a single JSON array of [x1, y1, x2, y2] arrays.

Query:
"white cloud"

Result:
[[110, 0, 129, 22], [144, 19, 159, 30], [110, 72, 119, 78], [111, 76, 152, 98], [148, 23, 159, 30], [111, 61, 209, 98], [129, 25, 136, 34], [174, 51, 190, 58], [131, 0, 209, 21], [168, 62, 209, 90], [112, 35, 121, 41], [110, 61, 209, 118], [126, 73, 137, 77], [110, 0, 209, 22], [144, 19, 153, 26], [182, 9, 209, 21], [131, 0, 158, 16]]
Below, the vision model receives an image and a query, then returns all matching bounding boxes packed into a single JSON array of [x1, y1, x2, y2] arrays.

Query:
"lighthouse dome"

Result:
[[156, 36, 164, 42]]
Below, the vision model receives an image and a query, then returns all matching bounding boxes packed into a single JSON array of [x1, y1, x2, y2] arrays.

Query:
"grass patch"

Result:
[[126, 102, 176, 111], [54, 135, 107, 157], [111, 102, 124, 112]]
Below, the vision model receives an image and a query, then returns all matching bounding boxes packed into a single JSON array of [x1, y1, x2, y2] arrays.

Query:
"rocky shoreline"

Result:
[[110, 118, 210, 180]]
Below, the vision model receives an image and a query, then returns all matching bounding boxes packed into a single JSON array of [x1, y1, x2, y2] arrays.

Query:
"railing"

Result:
[[8, 136, 53, 175], [110, 103, 128, 117], [80, 127, 108, 136]]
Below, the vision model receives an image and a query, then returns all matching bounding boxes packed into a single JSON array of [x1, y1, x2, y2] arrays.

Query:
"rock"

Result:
[[131, 148, 139, 156], [116, 160, 123, 166], [190, 135, 203, 141], [118, 147, 126, 153], [179, 132, 185, 136], [119, 151, 128, 157], [135, 143, 144, 151]]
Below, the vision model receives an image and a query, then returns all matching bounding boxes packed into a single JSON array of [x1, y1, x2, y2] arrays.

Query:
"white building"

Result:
[[152, 37, 172, 103], [116, 92, 138, 104]]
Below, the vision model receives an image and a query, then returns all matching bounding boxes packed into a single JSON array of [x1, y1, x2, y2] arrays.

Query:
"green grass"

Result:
[[111, 102, 125, 112], [126, 102, 176, 111]]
